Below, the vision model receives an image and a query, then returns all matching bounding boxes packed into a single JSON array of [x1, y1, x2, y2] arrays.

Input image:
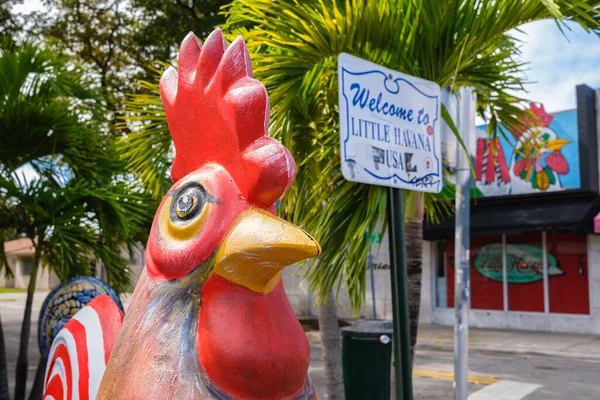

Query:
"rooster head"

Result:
[[146, 28, 320, 291], [97, 29, 320, 400]]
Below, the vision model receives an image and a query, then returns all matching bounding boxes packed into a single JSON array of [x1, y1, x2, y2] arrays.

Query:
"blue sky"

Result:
[[509, 20, 600, 113]]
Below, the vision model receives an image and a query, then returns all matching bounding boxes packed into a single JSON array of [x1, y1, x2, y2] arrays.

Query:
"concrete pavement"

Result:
[[308, 323, 600, 399], [1, 290, 48, 397], [416, 323, 600, 362]]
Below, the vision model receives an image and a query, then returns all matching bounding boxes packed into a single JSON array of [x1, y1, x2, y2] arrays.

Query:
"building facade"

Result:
[[1, 238, 146, 291], [1, 238, 60, 290], [421, 84, 600, 334]]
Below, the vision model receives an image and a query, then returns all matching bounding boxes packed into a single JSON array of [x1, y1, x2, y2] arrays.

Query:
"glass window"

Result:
[[547, 233, 590, 315], [444, 241, 455, 308], [21, 257, 34, 276], [444, 236, 504, 310], [470, 236, 504, 310], [507, 233, 544, 312], [438, 232, 590, 314]]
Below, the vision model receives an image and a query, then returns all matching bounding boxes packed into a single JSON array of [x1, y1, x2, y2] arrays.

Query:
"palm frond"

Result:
[[117, 73, 172, 197], [223, 0, 600, 310], [0, 40, 156, 292]]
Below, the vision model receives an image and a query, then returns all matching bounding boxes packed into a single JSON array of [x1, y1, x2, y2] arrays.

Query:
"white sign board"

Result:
[[338, 53, 442, 193]]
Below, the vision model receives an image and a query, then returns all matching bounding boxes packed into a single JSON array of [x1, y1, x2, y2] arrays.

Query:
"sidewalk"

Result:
[[307, 323, 600, 399], [415, 323, 600, 362]]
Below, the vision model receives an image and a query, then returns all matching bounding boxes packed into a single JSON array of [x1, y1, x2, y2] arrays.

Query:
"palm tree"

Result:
[[223, 0, 600, 397], [119, 1, 600, 397], [0, 39, 155, 400]]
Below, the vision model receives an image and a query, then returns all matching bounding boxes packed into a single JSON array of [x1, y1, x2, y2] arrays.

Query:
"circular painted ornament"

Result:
[[38, 276, 123, 358]]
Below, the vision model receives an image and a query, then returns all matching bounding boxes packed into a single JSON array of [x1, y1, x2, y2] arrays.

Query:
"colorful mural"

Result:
[[468, 104, 580, 197]]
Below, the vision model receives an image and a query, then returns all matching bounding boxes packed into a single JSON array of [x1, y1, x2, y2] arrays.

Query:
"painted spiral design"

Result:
[[38, 276, 124, 359], [42, 295, 123, 400]]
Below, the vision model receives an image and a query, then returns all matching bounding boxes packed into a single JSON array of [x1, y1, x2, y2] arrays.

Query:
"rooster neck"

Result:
[[98, 260, 227, 400]]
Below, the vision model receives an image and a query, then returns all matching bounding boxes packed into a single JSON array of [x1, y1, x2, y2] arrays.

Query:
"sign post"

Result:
[[386, 186, 412, 400], [338, 53, 442, 400], [454, 88, 476, 400]]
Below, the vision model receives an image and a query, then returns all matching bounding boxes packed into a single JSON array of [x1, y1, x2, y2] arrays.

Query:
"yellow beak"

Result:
[[546, 138, 570, 151], [213, 208, 321, 294]]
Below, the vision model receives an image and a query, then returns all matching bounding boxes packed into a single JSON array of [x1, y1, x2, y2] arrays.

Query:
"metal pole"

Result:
[[387, 187, 413, 400], [369, 242, 377, 319], [454, 87, 475, 400]]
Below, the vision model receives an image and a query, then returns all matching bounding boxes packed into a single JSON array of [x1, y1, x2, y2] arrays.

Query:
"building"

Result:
[[420, 84, 600, 334], [1, 238, 60, 290], [1, 238, 146, 291]]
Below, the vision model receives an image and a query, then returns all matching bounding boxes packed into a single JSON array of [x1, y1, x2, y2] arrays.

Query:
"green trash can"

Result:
[[341, 319, 393, 400]]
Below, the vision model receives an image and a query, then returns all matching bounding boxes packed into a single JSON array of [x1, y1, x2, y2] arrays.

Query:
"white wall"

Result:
[[2, 257, 58, 290], [283, 229, 433, 324]]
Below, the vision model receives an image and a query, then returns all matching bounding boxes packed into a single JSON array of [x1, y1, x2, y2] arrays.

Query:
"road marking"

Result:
[[412, 369, 499, 385], [468, 380, 542, 399]]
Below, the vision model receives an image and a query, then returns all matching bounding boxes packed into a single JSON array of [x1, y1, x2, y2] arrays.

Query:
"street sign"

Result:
[[338, 53, 442, 193]]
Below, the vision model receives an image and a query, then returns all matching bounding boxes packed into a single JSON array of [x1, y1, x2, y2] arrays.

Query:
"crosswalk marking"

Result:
[[468, 380, 542, 399]]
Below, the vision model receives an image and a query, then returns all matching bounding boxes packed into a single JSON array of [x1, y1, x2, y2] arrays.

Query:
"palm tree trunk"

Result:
[[14, 253, 40, 400], [0, 309, 9, 400], [318, 292, 344, 400], [404, 192, 424, 365], [405, 219, 423, 365], [28, 356, 46, 400]]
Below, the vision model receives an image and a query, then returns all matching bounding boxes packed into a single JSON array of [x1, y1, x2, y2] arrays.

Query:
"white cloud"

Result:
[[510, 20, 600, 113], [11, 0, 43, 14]]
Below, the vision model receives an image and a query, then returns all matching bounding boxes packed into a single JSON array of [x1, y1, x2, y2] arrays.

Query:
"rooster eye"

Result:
[[169, 182, 216, 224]]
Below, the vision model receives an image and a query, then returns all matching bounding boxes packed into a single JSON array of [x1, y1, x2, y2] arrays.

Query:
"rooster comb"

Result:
[[512, 103, 554, 140], [160, 29, 296, 208]]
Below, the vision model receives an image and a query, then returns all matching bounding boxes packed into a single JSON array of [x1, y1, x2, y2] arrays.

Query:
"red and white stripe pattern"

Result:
[[42, 295, 124, 400]]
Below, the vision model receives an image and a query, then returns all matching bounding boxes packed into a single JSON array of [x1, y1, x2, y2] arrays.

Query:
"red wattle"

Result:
[[198, 274, 310, 400]]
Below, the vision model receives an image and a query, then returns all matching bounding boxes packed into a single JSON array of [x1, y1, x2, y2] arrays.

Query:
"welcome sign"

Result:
[[338, 53, 442, 193]]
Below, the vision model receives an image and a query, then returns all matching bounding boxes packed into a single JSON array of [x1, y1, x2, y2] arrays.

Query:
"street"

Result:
[[307, 329, 600, 399], [3, 291, 600, 399]]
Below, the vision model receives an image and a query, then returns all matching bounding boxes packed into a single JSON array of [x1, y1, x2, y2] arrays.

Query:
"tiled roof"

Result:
[[4, 238, 35, 256]]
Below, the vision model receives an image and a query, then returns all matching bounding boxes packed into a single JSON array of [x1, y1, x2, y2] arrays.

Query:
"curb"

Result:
[[416, 343, 600, 364]]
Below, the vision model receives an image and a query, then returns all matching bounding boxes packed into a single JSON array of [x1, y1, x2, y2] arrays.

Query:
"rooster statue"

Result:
[[41, 28, 321, 400]]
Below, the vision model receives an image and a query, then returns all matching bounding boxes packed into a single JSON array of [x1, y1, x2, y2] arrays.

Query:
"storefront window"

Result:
[[547, 233, 590, 314], [444, 236, 504, 310], [470, 236, 504, 311], [507, 233, 545, 312], [444, 241, 455, 308], [436, 232, 590, 315], [435, 241, 448, 308]]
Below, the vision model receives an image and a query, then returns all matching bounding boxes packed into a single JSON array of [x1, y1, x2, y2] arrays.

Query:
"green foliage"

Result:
[[117, 74, 171, 197], [20, 0, 228, 121], [0, 40, 156, 292], [119, 0, 600, 310], [36, 0, 143, 113], [130, 0, 229, 63], [222, 0, 600, 309]]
